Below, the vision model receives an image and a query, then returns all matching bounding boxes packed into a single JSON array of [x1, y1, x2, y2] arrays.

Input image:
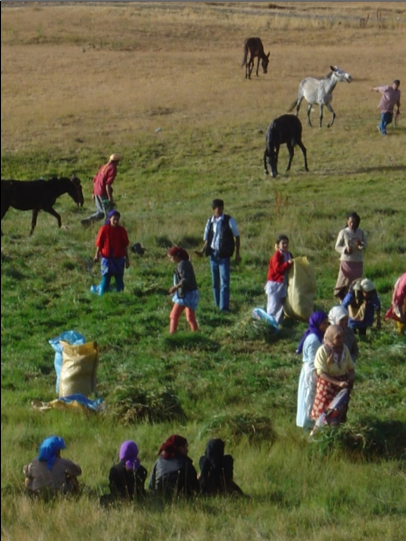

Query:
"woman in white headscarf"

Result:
[[328, 306, 358, 362], [311, 325, 355, 426]]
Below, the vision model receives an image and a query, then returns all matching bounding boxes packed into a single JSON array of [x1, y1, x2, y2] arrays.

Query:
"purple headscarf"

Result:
[[119, 441, 140, 470], [296, 311, 328, 354], [105, 209, 120, 225], [38, 436, 66, 471]]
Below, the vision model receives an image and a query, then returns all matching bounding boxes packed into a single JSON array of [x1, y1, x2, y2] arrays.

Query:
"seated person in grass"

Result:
[[148, 435, 199, 498], [101, 441, 147, 505], [342, 278, 381, 336], [198, 438, 244, 496], [23, 436, 81, 498]]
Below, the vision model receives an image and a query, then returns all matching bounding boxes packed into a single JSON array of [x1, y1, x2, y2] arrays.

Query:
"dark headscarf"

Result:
[[38, 436, 66, 471], [119, 441, 140, 470], [168, 246, 189, 261], [158, 435, 188, 460], [296, 311, 328, 354], [204, 438, 225, 468], [105, 209, 120, 225]]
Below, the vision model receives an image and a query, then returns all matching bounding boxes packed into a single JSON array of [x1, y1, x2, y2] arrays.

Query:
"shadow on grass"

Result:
[[162, 332, 221, 352]]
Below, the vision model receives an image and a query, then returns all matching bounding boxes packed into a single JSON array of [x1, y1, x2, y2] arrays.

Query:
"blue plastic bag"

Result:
[[49, 331, 86, 394], [252, 308, 279, 332]]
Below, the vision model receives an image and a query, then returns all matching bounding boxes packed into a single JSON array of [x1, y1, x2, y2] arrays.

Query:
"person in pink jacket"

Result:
[[371, 79, 400, 135], [265, 234, 294, 324]]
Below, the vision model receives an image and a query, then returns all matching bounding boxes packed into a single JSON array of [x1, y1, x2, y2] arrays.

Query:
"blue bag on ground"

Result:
[[252, 308, 279, 332], [49, 331, 86, 394]]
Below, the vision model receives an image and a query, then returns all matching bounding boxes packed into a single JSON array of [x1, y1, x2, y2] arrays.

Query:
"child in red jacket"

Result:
[[94, 210, 130, 296], [265, 234, 294, 324]]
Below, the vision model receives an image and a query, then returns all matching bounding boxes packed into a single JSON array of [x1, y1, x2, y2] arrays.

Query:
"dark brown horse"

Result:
[[1, 174, 84, 235], [241, 37, 270, 80], [263, 115, 308, 177]]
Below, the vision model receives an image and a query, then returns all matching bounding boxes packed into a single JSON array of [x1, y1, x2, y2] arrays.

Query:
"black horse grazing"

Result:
[[241, 37, 270, 80], [1, 174, 84, 235], [263, 115, 309, 178]]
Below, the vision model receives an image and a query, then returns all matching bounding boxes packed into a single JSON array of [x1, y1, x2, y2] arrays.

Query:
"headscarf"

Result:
[[158, 435, 188, 460], [105, 209, 120, 225], [38, 436, 66, 471], [328, 306, 349, 326], [200, 438, 226, 491], [168, 246, 189, 261], [323, 324, 345, 365], [296, 311, 328, 354], [204, 438, 225, 467], [119, 440, 140, 470]]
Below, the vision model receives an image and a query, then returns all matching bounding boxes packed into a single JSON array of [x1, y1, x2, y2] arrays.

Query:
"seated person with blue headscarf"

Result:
[[23, 436, 82, 497]]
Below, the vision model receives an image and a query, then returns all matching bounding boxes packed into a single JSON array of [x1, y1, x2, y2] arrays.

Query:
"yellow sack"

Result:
[[58, 341, 99, 398], [284, 256, 316, 322]]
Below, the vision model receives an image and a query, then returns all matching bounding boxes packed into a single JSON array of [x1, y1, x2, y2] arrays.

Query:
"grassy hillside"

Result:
[[1, 3, 405, 540]]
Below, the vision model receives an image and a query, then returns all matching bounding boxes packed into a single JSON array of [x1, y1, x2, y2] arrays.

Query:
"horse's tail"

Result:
[[287, 99, 298, 112], [241, 42, 248, 67]]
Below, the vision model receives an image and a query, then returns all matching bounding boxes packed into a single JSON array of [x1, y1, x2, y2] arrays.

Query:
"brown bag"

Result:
[[59, 341, 99, 398]]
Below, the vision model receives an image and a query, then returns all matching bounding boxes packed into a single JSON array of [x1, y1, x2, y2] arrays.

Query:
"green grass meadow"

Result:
[[1, 3, 406, 540]]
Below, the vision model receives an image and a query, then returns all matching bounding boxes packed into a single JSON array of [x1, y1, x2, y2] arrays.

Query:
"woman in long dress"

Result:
[[334, 212, 367, 300], [296, 311, 329, 429]]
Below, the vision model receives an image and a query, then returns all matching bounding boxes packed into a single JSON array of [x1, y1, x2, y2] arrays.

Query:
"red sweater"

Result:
[[93, 162, 117, 197], [266, 250, 292, 283], [95, 225, 129, 258]]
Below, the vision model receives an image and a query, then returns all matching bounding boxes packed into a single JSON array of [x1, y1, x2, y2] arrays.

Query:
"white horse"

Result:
[[288, 66, 352, 128]]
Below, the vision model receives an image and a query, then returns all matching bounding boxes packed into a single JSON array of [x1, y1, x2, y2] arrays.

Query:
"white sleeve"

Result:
[[229, 217, 240, 237]]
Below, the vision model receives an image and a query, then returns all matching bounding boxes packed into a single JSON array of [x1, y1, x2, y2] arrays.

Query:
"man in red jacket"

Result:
[[81, 153, 121, 227]]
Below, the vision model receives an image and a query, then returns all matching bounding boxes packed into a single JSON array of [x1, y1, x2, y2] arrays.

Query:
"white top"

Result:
[[335, 227, 367, 263]]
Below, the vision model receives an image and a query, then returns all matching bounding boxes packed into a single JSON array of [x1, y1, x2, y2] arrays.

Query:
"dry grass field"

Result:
[[2, 1, 405, 154]]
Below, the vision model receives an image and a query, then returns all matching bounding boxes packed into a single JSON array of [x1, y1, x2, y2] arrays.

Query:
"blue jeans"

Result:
[[83, 196, 114, 224], [378, 111, 393, 135], [99, 273, 124, 296], [210, 254, 230, 311]]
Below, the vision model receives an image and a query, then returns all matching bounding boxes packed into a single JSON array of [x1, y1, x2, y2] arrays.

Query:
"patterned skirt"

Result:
[[311, 375, 349, 423]]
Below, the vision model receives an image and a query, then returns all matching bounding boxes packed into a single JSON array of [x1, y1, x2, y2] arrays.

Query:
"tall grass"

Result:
[[1, 3, 406, 540]]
